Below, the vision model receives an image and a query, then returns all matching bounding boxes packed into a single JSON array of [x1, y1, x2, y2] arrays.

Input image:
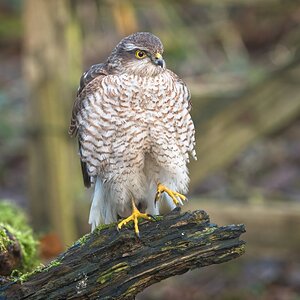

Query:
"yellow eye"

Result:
[[135, 50, 146, 59]]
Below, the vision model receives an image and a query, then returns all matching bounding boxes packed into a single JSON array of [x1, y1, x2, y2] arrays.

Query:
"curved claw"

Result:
[[117, 200, 154, 237], [155, 183, 187, 206], [147, 214, 157, 221], [155, 191, 161, 206]]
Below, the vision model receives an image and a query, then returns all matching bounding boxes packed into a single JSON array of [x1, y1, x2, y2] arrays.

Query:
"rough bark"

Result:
[[0, 209, 245, 299]]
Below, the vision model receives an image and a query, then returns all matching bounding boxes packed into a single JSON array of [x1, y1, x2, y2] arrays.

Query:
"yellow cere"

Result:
[[155, 53, 162, 59]]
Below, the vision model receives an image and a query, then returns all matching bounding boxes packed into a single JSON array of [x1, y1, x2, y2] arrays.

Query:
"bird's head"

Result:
[[108, 32, 166, 77]]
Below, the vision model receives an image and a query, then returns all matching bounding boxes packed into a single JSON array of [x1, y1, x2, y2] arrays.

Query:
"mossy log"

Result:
[[0, 209, 245, 299]]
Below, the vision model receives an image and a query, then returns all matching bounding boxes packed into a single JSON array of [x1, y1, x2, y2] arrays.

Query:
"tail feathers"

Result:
[[88, 177, 117, 231], [156, 193, 177, 214], [88, 177, 104, 231]]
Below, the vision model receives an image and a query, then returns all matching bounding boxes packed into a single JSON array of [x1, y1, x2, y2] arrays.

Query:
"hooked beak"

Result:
[[154, 53, 165, 68]]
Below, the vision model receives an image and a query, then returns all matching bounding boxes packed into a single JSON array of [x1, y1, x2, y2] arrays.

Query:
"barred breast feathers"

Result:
[[69, 65, 196, 188]]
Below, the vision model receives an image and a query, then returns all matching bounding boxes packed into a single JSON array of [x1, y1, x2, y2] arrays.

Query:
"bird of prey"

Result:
[[69, 32, 196, 235]]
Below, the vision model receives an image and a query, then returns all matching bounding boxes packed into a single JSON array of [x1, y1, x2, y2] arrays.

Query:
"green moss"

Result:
[[16, 259, 62, 283], [72, 223, 115, 248], [44, 259, 61, 270], [77, 233, 90, 245], [0, 226, 13, 251], [94, 222, 116, 233], [16, 264, 45, 283], [235, 244, 246, 256], [70, 225, 113, 249], [0, 200, 39, 274], [97, 262, 129, 284], [153, 215, 163, 221], [0, 201, 29, 229]]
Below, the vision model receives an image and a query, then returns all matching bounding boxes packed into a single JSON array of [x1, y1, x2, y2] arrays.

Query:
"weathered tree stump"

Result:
[[0, 209, 245, 299]]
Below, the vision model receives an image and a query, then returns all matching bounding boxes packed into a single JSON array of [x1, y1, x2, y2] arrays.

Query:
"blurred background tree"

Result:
[[23, 0, 82, 246], [0, 0, 300, 299]]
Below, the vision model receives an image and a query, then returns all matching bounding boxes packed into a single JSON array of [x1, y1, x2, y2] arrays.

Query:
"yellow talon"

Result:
[[117, 199, 152, 236], [155, 183, 187, 206]]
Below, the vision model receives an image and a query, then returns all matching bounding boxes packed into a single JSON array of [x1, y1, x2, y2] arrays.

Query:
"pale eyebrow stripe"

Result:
[[123, 43, 148, 52], [123, 43, 137, 51]]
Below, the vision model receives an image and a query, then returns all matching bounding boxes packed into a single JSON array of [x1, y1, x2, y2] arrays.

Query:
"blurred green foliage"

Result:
[[0, 201, 39, 273], [0, 14, 21, 40]]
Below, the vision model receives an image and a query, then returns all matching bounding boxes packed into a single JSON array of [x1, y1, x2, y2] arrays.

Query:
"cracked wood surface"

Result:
[[0, 209, 245, 300]]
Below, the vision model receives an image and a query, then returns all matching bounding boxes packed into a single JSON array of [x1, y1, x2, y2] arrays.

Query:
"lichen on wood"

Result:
[[0, 208, 245, 299]]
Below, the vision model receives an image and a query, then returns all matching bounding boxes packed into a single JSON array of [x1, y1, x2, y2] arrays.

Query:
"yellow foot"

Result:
[[117, 199, 153, 237], [155, 183, 187, 206]]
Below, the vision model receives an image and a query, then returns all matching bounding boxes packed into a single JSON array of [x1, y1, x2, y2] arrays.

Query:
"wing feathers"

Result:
[[69, 63, 109, 186], [69, 63, 108, 136]]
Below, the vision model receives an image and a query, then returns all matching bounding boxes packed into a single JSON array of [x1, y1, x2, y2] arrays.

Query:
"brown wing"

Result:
[[69, 63, 108, 187], [69, 63, 108, 136]]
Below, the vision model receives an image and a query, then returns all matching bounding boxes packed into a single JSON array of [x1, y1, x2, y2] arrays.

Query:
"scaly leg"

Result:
[[155, 183, 187, 206], [117, 199, 153, 237]]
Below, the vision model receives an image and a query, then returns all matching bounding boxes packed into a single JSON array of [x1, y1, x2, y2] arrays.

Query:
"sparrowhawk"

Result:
[[69, 32, 196, 235]]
